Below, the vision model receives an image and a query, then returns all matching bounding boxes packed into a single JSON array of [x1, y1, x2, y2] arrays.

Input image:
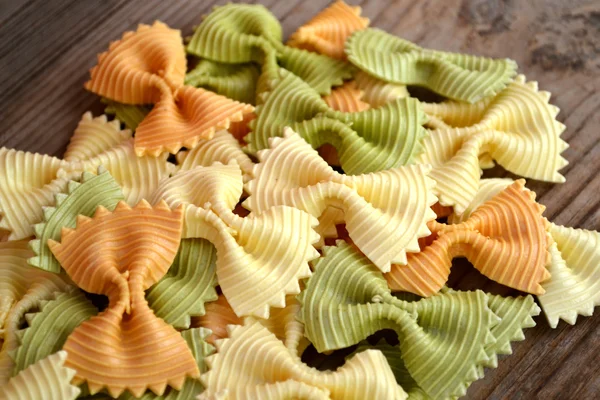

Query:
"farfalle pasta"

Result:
[[451, 178, 600, 328], [0, 2, 597, 399], [85, 21, 254, 156], [198, 321, 406, 400], [150, 163, 320, 318], [300, 241, 540, 399], [246, 69, 428, 174], [47, 200, 198, 397], [0, 113, 172, 240], [287, 0, 369, 60], [176, 130, 255, 182], [385, 180, 550, 296], [0, 240, 72, 383], [245, 130, 436, 272], [417, 75, 568, 213], [194, 293, 308, 357], [346, 28, 518, 103], [0, 351, 80, 400], [146, 238, 218, 330], [185, 60, 260, 105], [187, 3, 353, 96]]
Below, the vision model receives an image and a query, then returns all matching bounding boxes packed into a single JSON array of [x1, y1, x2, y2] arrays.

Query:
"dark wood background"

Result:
[[0, 0, 598, 398]]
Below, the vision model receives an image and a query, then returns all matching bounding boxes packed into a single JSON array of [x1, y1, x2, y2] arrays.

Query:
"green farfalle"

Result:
[[146, 238, 218, 330], [346, 28, 518, 103], [476, 292, 539, 374], [186, 3, 353, 96], [185, 60, 260, 105], [298, 241, 496, 399], [246, 69, 428, 174], [11, 290, 97, 376], [351, 341, 431, 400], [103, 99, 151, 130], [28, 167, 124, 273]]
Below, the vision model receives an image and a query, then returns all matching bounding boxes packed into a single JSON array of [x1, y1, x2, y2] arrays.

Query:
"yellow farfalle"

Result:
[[0, 113, 173, 240], [85, 21, 254, 156], [198, 321, 407, 400], [0, 351, 80, 400], [0, 241, 72, 384], [63, 112, 132, 162], [354, 70, 409, 107], [194, 294, 308, 357], [48, 200, 199, 397], [150, 163, 320, 319], [539, 225, 600, 328], [287, 1, 369, 60], [0, 149, 69, 240], [386, 180, 551, 296], [244, 129, 437, 272], [418, 75, 568, 214], [176, 130, 255, 182]]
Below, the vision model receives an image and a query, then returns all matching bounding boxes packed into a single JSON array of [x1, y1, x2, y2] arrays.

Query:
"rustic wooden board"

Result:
[[1, 0, 598, 398]]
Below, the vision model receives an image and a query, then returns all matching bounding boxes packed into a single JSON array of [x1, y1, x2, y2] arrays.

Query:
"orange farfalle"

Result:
[[85, 21, 254, 157], [320, 81, 369, 166], [385, 180, 551, 296], [48, 200, 199, 398], [323, 81, 370, 113], [287, 1, 369, 59]]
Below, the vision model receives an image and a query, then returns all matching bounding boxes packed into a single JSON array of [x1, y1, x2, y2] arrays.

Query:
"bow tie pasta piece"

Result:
[[150, 163, 320, 319], [245, 131, 437, 272], [447, 178, 600, 328], [28, 168, 124, 274], [0, 113, 174, 240], [185, 60, 260, 105], [353, 70, 409, 108], [64, 112, 132, 162], [47, 200, 199, 397], [0, 241, 72, 384], [0, 351, 80, 400], [186, 3, 354, 96], [58, 138, 175, 205], [176, 130, 255, 182], [0, 148, 69, 240], [246, 69, 429, 175], [146, 238, 218, 330], [85, 21, 254, 157], [298, 241, 496, 400], [287, 0, 369, 60], [346, 28, 518, 103], [194, 294, 308, 357], [386, 180, 550, 296], [538, 225, 600, 328], [418, 75, 568, 213], [322, 81, 370, 113], [11, 290, 97, 376], [198, 321, 407, 400]]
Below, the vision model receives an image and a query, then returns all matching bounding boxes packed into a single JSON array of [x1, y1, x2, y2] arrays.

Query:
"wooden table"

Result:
[[1, 0, 598, 398]]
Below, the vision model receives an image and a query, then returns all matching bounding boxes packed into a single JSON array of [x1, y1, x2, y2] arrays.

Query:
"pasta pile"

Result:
[[0, 1, 598, 399]]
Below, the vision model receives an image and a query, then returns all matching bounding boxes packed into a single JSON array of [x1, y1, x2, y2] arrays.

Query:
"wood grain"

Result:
[[0, 0, 598, 398]]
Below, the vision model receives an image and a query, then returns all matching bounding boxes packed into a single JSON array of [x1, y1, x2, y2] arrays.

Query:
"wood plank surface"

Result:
[[1, 0, 599, 398]]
